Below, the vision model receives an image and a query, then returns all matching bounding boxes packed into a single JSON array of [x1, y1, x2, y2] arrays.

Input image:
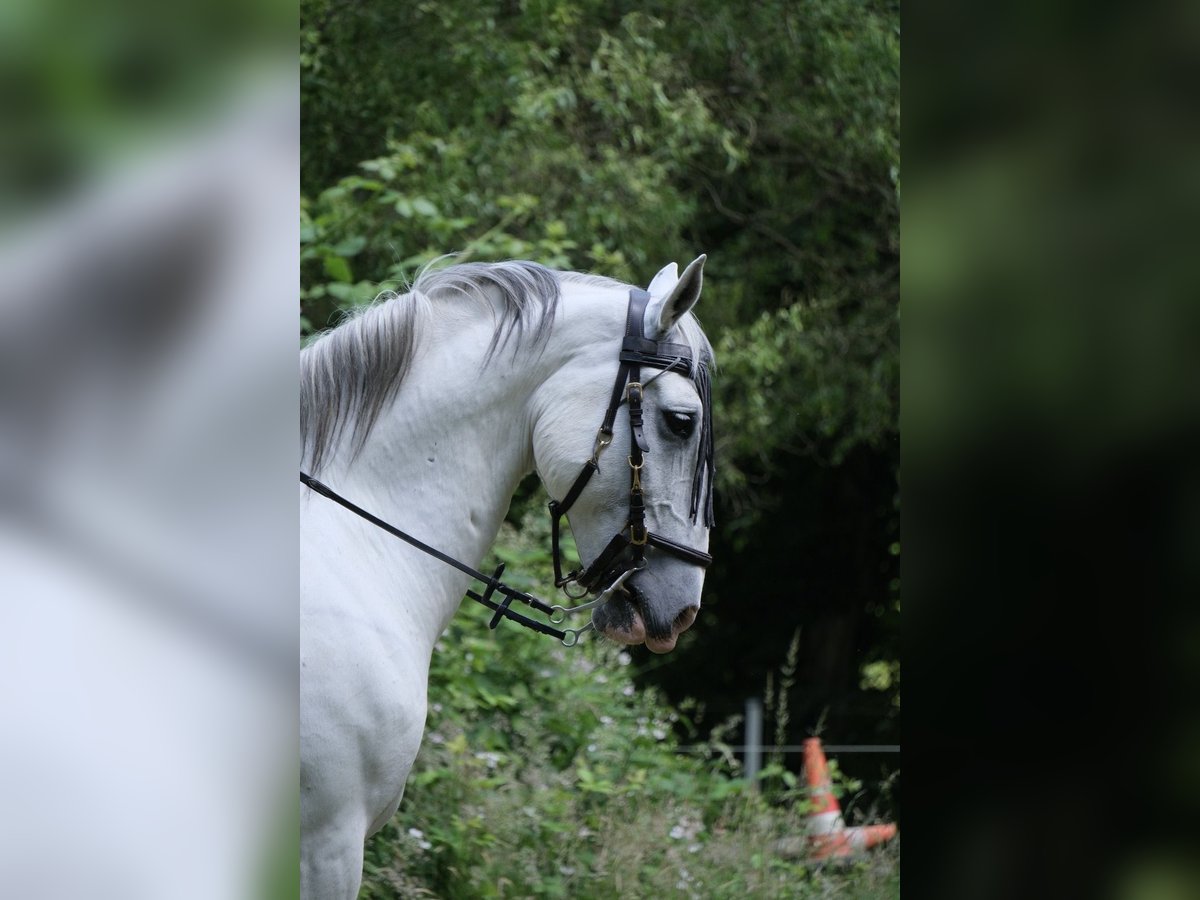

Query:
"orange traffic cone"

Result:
[[802, 737, 898, 861]]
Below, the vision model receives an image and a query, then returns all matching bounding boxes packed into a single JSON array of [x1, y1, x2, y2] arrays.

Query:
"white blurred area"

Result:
[[0, 38, 297, 900]]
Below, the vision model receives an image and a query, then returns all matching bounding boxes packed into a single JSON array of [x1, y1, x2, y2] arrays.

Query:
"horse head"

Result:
[[532, 256, 713, 653]]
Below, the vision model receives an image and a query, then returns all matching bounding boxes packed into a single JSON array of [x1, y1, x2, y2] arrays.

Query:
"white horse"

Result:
[[299, 256, 714, 898]]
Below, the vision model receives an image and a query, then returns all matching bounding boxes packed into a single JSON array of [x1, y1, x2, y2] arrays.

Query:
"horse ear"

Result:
[[647, 254, 705, 336], [647, 261, 679, 298]]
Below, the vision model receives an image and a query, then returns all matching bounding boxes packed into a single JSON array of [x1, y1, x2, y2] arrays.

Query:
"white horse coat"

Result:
[[300, 258, 712, 898]]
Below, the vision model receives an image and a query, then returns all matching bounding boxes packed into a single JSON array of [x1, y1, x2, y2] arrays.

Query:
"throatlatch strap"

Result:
[[549, 459, 600, 586], [600, 361, 632, 436], [558, 460, 599, 511]]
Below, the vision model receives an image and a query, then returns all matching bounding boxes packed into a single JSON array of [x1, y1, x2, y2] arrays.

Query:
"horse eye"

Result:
[[662, 410, 697, 438]]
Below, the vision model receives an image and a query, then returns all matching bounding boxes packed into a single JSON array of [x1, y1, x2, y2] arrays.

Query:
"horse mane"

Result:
[[300, 260, 713, 477]]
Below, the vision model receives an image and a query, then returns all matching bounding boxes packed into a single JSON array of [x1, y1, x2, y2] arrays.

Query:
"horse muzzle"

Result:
[[591, 583, 699, 654]]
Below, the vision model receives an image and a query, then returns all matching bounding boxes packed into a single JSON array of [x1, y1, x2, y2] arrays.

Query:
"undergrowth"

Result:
[[358, 509, 898, 898]]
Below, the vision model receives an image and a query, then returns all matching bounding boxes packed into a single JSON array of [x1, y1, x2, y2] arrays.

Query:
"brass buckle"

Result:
[[590, 430, 612, 465], [628, 456, 643, 491]]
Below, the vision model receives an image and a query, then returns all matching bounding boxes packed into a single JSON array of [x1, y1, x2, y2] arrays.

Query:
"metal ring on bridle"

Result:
[[561, 579, 590, 600], [560, 622, 594, 647]]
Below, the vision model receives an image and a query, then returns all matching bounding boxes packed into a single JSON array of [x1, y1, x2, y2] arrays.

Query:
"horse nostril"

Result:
[[673, 605, 699, 635]]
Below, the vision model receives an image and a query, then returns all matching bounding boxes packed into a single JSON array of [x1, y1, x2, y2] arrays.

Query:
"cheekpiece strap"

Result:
[[547, 284, 713, 595]]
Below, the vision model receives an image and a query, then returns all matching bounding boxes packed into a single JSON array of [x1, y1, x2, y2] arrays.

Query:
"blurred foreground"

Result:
[[0, 2, 297, 898], [906, 1, 1200, 897]]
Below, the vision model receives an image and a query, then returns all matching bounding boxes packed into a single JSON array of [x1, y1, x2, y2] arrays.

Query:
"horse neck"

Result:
[[318, 314, 546, 643]]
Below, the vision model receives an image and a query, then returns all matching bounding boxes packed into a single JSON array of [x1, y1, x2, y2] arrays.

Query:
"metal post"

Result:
[[744, 696, 762, 790]]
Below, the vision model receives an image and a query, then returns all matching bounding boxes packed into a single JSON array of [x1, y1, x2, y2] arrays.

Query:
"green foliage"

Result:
[[301, 6, 742, 330], [717, 297, 897, 469], [359, 504, 896, 898], [301, 2, 901, 890], [299, 2, 899, 524]]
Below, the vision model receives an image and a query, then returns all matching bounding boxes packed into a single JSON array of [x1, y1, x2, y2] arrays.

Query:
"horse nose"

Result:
[[643, 603, 699, 654], [674, 604, 699, 635]]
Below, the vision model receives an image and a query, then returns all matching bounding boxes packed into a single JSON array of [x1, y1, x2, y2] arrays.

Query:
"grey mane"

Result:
[[302, 260, 563, 472], [300, 260, 713, 476]]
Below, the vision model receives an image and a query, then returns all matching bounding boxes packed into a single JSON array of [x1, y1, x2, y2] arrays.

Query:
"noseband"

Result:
[[300, 288, 713, 645], [548, 288, 713, 612]]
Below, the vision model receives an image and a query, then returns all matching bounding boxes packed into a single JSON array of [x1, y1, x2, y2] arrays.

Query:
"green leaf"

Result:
[[327, 282, 365, 302], [323, 254, 352, 283], [411, 197, 438, 217], [331, 236, 367, 257]]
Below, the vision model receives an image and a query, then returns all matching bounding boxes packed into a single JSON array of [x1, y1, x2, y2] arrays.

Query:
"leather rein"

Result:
[[300, 288, 712, 646]]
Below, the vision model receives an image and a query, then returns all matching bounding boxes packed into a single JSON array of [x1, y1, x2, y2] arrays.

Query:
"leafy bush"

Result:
[[358, 505, 897, 898]]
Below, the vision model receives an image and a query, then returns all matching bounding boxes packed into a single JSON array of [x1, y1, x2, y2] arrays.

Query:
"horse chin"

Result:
[[591, 589, 679, 654]]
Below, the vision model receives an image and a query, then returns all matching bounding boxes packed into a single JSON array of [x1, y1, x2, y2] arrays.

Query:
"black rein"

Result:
[[299, 471, 578, 643]]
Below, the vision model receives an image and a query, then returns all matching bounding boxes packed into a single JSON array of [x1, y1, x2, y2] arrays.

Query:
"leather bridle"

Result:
[[300, 288, 714, 645], [547, 288, 713, 620]]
